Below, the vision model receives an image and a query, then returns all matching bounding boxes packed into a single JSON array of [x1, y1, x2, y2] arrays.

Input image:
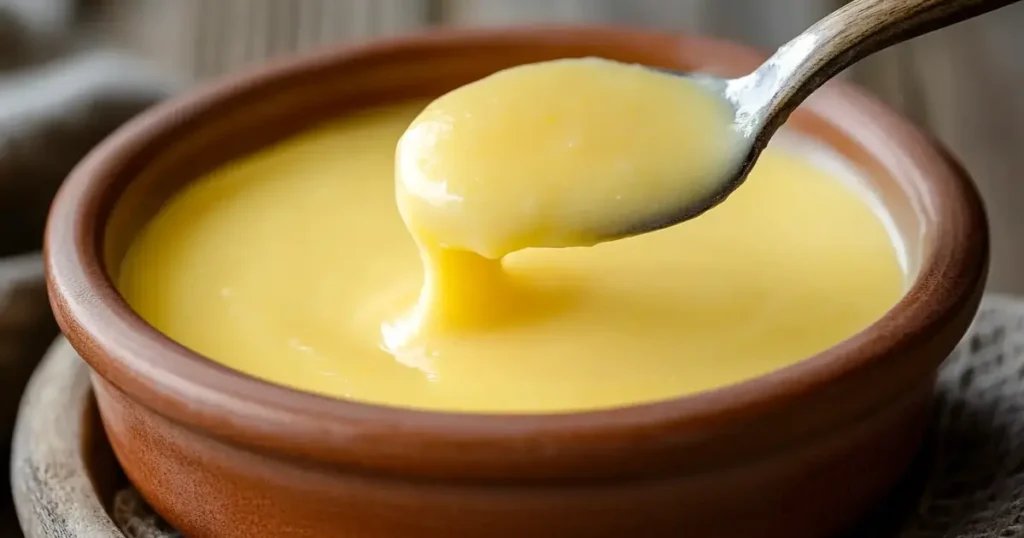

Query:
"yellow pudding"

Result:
[[119, 100, 905, 413], [392, 58, 740, 345], [396, 58, 738, 258]]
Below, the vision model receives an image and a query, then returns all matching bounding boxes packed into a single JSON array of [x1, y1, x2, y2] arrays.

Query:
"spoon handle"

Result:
[[743, 0, 1020, 139]]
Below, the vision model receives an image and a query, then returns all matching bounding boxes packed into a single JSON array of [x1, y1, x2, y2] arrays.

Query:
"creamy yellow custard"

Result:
[[119, 61, 905, 413], [391, 58, 740, 345], [396, 58, 738, 258]]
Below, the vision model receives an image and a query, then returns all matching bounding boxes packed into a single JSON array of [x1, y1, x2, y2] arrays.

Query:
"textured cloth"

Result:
[[898, 296, 1024, 537], [105, 295, 1024, 538], [0, 0, 176, 254], [112, 490, 181, 538]]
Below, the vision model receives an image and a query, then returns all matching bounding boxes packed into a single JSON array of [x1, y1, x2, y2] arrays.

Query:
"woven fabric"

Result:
[[897, 296, 1024, 537], [107, 295, 1024, 537], [112, 489, 182, 538]]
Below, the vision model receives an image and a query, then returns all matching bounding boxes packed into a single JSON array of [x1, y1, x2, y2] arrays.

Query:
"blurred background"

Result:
[[2, 0, 1023, 534]]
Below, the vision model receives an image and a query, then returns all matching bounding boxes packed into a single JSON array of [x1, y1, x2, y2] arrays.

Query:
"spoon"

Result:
[[620, 0, 1021, 238]]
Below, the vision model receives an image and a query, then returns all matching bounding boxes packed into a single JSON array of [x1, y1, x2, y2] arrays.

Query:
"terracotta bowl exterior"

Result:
[[45, 27, 988, 538]]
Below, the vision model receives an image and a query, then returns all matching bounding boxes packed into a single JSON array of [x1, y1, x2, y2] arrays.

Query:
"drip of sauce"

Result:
[[119, 61, 905, 413]]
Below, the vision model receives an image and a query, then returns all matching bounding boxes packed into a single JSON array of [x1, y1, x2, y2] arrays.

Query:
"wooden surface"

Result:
[[0, 253, 58, 538], [85, 0, 1024, 293], [10, 339, 124, 538]]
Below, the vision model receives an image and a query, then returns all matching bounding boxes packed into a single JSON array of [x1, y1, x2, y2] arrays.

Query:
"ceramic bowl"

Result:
[[45, 26, 989, 538]]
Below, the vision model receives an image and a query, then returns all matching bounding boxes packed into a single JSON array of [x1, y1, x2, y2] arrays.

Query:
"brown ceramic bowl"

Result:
[[45, 26, 988, 538]]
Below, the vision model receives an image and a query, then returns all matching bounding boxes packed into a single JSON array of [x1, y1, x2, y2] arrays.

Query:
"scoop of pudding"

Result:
[[391, 58, 744, 344], [395, 57, 739, 259]]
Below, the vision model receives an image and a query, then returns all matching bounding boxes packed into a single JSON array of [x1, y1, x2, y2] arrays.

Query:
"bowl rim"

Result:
[[45, 25, 988, 481]]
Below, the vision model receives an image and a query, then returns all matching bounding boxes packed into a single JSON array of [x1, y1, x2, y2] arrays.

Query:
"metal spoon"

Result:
[[617, 0, 1020, 238]]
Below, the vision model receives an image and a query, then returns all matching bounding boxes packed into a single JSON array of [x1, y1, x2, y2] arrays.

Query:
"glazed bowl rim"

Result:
[[45, 25, 988, 479]]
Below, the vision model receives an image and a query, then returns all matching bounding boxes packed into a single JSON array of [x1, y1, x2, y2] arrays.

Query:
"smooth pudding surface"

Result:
[[118, 98, 905, 413]]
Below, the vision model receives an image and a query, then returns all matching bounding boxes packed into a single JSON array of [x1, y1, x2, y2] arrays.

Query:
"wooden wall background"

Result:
[[90, 0, 1024, 293]]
